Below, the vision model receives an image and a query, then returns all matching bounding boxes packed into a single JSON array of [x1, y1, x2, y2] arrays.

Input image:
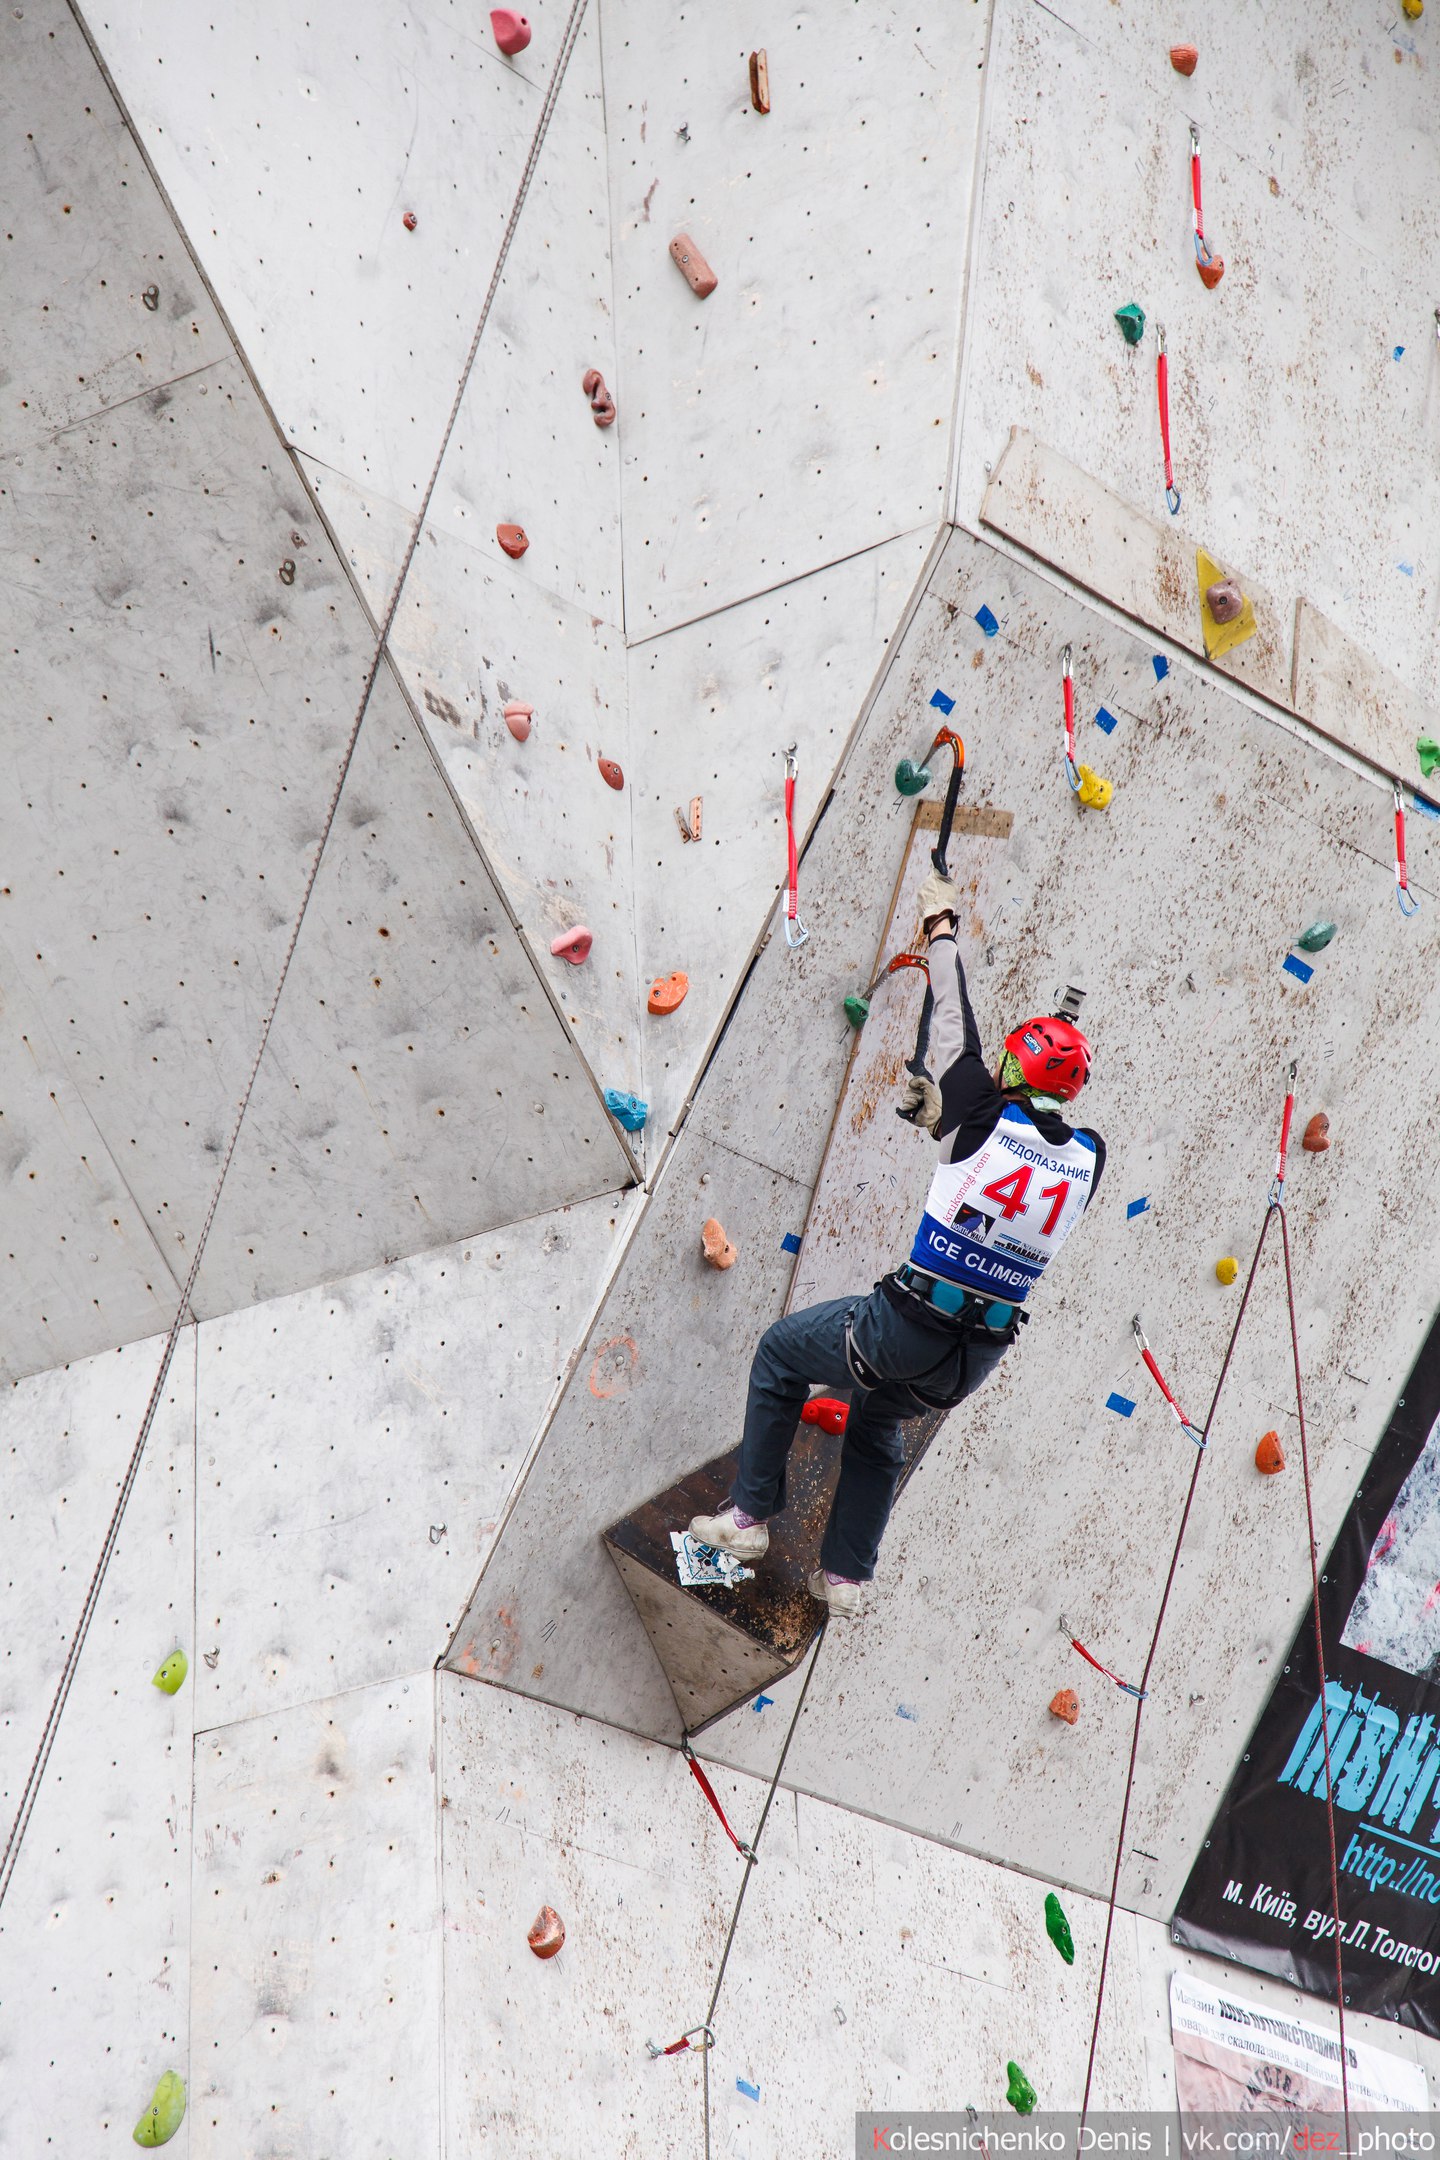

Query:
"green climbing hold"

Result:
[[1114, 303, 1146, 346], [844, 993, 870, 1028], [1417, 737, 1440, 779], [151, 1651, 188, 1696], [1006, 2062, 1037, 2116], [133, 2071, 186, 2147], [1044, 1890, 1075, 1965], [894, 758, 930, 797], [1297, 920, 1337, 954]]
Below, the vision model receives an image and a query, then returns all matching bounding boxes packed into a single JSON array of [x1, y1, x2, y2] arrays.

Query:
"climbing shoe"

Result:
[[808, 1569, 862, 1618], [688, 1507, 768, 1561]]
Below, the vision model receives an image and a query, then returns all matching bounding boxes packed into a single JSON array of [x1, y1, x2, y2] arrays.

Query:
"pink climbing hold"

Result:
[[491, 8, 532, 56], [551, 926, 593, 966], [497, 523, 530, 559], [503, 701, 533, 743], [582, 368, 617, 428], [1205, 578, 1243, 624]]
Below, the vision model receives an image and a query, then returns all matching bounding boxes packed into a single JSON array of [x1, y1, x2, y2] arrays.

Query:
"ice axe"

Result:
[[894, 729, 966, 1122], [844, 951, 928, 1029]]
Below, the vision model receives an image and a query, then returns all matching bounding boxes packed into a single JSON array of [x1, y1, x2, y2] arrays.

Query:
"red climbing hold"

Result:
[[1049, 1689, 1079, 1726], [701, 1219, 737, 1271], [497, 524, 529, 559], [491, 8, 532, 56], [1197, 257, 1225, 292], [582, 368, 617, 428], [1255, 1431, 1286, 1475], [801, 1397, 849, 1436], [1170, 44, 1199, 75], [503, 701, 533, 743], [669, 234, 718, 299], [648, 972, 689, 1015], [402, 211, 418, 232], [1302, 1113, 1330, 1153], [551, 926, 593, 966], [598, 757, 624, 791], [527, 1905, 565, 1958]]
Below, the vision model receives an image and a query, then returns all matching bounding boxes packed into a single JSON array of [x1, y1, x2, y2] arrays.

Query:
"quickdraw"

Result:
[[1061, 644, 1080, 792], [1395, 784, 1420, 917], [783, 744, 809, 949], [1058, 1618, 1148, 1702], [1131, 1317, 1205, 1448], [1157, 325, 1180, 516], [1189, 124, 1223, 284], [681, 1739, 755, 1861], [1269, 1061, 1297, 1206], [895, 729, 966, 1125], [647, 2025, 714, 2060]]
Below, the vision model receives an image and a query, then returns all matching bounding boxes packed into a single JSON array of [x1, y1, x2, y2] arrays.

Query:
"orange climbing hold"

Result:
[[503, 701, 533, 743], [491, 9, 532, 56], [1302, 1113, 1330, 1153], [582, 368, 616, 428], [598, 757, 624, 791], [1170, 43, 1198, 74], [648, 972, 689, 1015], [1197, 256, 1225, 292], [701, 1219, 737, 1271], [670, 233, 718, 299], [527, 1905, 565, 1958], [551, 926, 593, 966], [1049, 1689, 1079, 1726], [497, 523, 529, 559], [402, 210, 418, 232], [1255, 1431, 1286, 1475]]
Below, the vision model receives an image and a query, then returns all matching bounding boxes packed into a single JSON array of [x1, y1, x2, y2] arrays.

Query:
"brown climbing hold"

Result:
[[582, 367, 616, 428], [1205, 578, 1243, 624], [1302, 1113, 1330, 1153], [749, 50, 770, 114], [1170, 44, 1199, 75], [402, 210, 418, 232], [673, 796, 703, 843], [648, 972, 689, 1016], [1049, 1689, 1079, 1726], [670, 233, 718, 299], [701, 1218, 737, 1271], [503, 701, 533, 743], [527, 1905, 565, 1958], [1196, 255, 1225, 291], [551, 926, 593, 966], [1255, 1431, 1286, 1475], [497, 523, 529, 559], [598, 757, 624, 791]]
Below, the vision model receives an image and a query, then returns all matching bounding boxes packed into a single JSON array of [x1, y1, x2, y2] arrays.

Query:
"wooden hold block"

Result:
[[749, 49, 770, 113]]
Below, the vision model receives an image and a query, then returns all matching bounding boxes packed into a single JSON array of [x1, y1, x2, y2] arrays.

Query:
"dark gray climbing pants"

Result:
[[731, 1285, 1008, 1582]]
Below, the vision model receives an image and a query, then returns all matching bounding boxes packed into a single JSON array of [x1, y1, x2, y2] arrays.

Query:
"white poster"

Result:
[[1169, 1972, 1427, 2115]]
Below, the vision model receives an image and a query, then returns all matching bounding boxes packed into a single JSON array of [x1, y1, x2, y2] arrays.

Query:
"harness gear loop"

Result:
[[782, 743, 809, 949], [681, 1739, 756, 1861], [1062, 644, 1080, 791], [1131, 1315, 1205, 1447], [1395, 784, 1420, 916], [1269, 1060, 1297, 1207], [1156, 325, 1181, 517], [1189, 124, 1216, 267]]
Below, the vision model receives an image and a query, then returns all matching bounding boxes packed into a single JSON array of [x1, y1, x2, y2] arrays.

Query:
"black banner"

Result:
[[1173, 1311, 1440, 2035]]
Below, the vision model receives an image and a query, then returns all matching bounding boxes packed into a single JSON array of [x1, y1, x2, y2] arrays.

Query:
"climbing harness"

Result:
[[1188, 124, 1220, 275], [1061, 645, 1080, 793], [1131, 1317, 1205, 1447], [681, 1738, 755, 1861], [1394, 784, 1420, 916], [782, 744, 809, 949], [1057, 1619, 1148, 1701], [1078, 1070, 1351, 2159], [895, 730, 966, 1125], [1156, 325, 1181, 516], [0, 0, 597, 1920]]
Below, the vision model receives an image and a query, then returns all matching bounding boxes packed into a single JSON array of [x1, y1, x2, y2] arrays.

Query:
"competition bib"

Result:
[[909, 1105, 1097, 1302]]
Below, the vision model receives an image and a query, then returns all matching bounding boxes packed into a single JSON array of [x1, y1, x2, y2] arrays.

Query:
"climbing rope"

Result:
[[0, 0, 593, 1918], [1079, 1069, 1350, 2149], [1394, 784, 1420, 916], [1156, 325, 1181, 516], [783, 744, 809, 949]]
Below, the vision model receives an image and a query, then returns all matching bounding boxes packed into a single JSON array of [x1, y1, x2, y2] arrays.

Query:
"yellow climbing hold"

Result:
[[133, 2071, 186, 2146], [152, 1651, 188, 1695], [1215, 1256, 1239, 1285], [1075, 764, 1113, 811], [1402, 0, 1422, 20]]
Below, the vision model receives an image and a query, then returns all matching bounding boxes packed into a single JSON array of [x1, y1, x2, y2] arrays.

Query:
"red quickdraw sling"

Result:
[[1059, 1619, 1148, 1702], [1395, 784, 1420, 917], [681, 1739, 755, 1861], [1131, 1317, 1205, 1448], [1061, 643, 1080, 793], [783, 744, 809, 948], [1156, 325, 1180, 516]]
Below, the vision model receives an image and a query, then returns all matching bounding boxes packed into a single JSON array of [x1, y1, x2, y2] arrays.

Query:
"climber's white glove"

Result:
[[917, 867, 959, 937], [898, 1074, 943, 1135]]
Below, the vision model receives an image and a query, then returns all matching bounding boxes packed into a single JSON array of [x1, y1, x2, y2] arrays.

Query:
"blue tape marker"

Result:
[[1107, 1393, 1136, 1418], [1414, 794, 1440, 822], [975, 604, 999, 637], [1395, 346, 1406, 361], [1399, 562, 1415, 578], [896, 1703, 919, 1721], [781, 1232, 802, 1255], [737, 2080, 760, 2103], [1126, 1196, 1150, 1220], [1095, 706, 1118, 735], [1283, 954, 1314, 984], [930, 688, 956, 715], [754, 1695, 774, 1712], [1152, 654, 1170, 682]]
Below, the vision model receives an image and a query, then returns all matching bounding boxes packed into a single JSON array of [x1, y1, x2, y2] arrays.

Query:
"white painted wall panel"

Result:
[[603, 0, 986, 634], [957, 1, 1440, 707], [194, 1193, 636, 1730], [190, 1675, 440, 2159], [0, 1331, 192, 2153]]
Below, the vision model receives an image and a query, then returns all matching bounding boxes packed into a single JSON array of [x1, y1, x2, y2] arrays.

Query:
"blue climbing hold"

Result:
[[930, 689, 956, 715], [603, 1089, 648, 1131], [1152, 654, 1170, 682], [736, 2079, 761, 2102]]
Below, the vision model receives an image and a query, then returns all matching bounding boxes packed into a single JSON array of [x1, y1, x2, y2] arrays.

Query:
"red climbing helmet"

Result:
[[1004, 1016, 1091, 1102]]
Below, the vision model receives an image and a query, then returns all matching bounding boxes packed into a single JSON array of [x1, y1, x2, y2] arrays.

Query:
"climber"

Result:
[[689, 867, 1105, 1617]]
